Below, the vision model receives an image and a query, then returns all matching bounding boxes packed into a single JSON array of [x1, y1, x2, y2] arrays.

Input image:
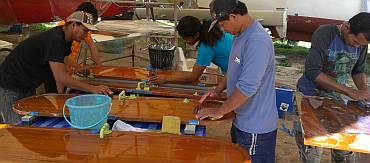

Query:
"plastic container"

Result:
[[149, 44, 175, 69], [63, 94, 112, 130], [9, 24, 22, 33]]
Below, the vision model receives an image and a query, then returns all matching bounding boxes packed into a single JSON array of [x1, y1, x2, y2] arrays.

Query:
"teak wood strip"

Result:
[[13, 94, 234, 126], [0, 125, 250, 163], [84, 65, 224, 87], [81, 79, 228, 101], [300, 96, 370, 153]]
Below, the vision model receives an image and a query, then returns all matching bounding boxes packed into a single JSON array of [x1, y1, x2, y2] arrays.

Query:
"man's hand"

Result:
[[90, 85, 113, 95], [199, 89, 219, 103], [347, 89, 370, 101], [364, 90, 370, 100], [74, 64, 92, 73], [148, 72, 168, 85], [195, 107, 223, 120]]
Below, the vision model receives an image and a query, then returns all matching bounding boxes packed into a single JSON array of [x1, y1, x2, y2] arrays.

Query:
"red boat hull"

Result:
[[0, 0, 133, 25], [286, 15, 343, 42], [268, 15, 342, 42]]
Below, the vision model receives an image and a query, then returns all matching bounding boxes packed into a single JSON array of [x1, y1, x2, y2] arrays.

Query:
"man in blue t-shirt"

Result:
[[149, 16, 233, 85], [196, 0, 278, 162], [296, 13, 370, 162]]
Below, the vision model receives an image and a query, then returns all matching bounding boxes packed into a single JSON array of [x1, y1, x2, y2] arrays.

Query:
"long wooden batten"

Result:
[[0, 125, 250, 162], [13, 94, 234, 126], [81, 79, 227, 100], [83, 65, 224, 87]]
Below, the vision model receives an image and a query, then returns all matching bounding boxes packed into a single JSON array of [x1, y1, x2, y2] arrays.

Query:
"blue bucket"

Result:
[[63, 94, 112, 130]]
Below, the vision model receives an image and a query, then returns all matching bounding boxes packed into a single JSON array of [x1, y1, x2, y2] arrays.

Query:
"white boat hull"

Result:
[[196, 0, 368, 41]]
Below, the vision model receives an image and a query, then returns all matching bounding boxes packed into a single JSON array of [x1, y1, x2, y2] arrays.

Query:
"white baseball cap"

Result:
[[66, 11, 98, 31]]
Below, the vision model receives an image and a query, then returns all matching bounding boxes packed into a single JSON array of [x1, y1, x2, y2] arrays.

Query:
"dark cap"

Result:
[[210, 0, 240, 21], [208, 0, 247, 31]]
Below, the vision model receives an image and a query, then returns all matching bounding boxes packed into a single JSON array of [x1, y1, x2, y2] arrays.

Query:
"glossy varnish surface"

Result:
[[13, 94, 233, 126], [88, 65, 224, 86], [82, 79, 227, 100], [0, 125, 250, 163], [299, 95, 370, 153]]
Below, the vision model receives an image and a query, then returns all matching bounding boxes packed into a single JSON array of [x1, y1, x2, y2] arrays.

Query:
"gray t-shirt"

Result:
[[227, 21, 278, 134], [298, 24, 368, 99]]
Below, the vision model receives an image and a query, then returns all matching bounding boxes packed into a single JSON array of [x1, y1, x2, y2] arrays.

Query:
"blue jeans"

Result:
[[231, 124, 277, 163], [0, 86, 35, 124]]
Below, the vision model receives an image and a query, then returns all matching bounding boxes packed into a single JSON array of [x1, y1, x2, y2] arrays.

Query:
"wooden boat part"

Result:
[[83, 77, 211, 91], [298, 95, 370, 153], [81, 79, 228, 101], [0, 125, 250, 162], [13, 94, 234, 126], [84, 65, 224, 87]]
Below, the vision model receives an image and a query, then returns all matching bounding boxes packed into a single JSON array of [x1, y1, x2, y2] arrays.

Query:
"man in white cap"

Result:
[[0, 11, 112, 124]]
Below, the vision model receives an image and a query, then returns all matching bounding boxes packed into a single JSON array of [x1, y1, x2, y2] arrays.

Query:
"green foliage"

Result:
[[365, 62, 370, 75], [33, 23, 54, 32], [277, 58, 291, 67], [273, 40, 309, 56], [299, 67, 304, 74]]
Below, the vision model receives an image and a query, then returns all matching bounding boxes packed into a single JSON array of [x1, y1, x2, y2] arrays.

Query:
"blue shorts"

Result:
[[231, 124, 277, 163]]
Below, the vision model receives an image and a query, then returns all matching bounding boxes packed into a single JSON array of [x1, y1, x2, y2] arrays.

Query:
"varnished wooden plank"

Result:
[[85, 65, 224, 87], [0, 125, 250, 163], [13, 94, 234, 126], [81, 79, 228, 101], [299, 96, 370, 153]]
